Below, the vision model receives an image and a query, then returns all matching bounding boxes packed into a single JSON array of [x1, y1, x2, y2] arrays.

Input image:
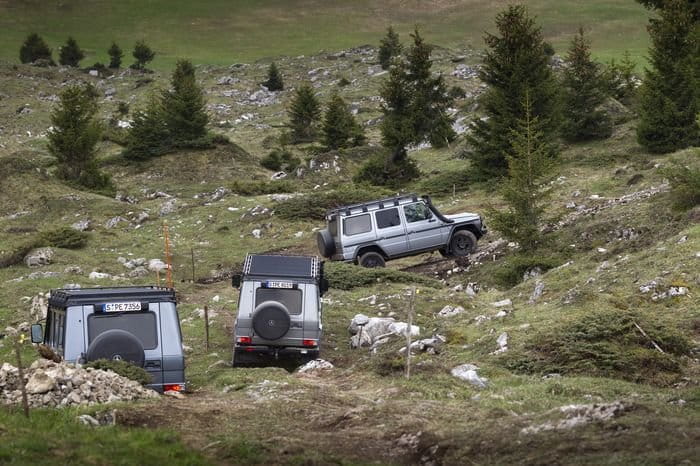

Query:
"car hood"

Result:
[[445, 212, 481, 224]]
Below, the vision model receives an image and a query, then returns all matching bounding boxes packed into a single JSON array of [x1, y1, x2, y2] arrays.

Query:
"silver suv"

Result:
[[231, 254, 327, 366], [317, 194, 486, 267], [30, 286, 186, 393]]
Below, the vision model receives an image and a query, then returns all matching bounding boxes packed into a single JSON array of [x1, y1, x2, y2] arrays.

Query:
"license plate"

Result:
[[265, 281, 294, 289], [102, 302, 142, 312]]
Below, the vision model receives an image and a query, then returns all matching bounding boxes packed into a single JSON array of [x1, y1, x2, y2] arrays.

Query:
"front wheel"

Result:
[[449, 230, 477, 257], [359, 251, 385, 268]]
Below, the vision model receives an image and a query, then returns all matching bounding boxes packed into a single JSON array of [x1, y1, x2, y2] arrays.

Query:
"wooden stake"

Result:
[[204, 305, 210, 351], [633, 321, 665, 353], [14, 337, 29, 418], [190, 247, 196, 284], [405, 287, 416, 379]]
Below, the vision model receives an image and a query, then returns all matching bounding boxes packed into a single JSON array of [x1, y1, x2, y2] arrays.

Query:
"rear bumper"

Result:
[[234, 344, 319, 357], [147, 382, 186, 394]]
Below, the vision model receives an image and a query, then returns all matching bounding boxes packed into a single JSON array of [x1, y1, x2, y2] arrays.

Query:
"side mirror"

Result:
[[30, 324, 43, 343], [231, 274, 241, 288]]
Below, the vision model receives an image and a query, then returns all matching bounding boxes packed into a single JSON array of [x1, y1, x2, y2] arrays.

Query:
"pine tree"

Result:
[[132, 40, 155, 70], [637, 0, 700, 21], [637, 0, 699, 153], [264, 62, 284, 91], [322, 92, 363, 149], [288, 84, 321, 143], [161, 59, 209, 143], [19, 33, 53, 64], [603, 51, 638, 103], [406, 28, 455, 148], [124, 96, 170, 160], [466, 5, 559, 180], [58, 37, 84, 67], [108, 42, 123, 68], [48, 84, 102, 182], [379, 26, 402, 70], [379, 58, 414, 163], [490, 93, 555, 252], [561, 28, 612, 142]]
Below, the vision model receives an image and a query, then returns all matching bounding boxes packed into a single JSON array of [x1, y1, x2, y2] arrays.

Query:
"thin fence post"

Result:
[[190, 247, 196, 284], [204, 305, 210, 351], [405, 286, 416, 379], [14, 337, 29, 418]]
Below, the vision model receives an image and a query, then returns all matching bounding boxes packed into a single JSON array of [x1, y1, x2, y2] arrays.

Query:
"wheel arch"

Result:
[[355, 245, 388, 262]]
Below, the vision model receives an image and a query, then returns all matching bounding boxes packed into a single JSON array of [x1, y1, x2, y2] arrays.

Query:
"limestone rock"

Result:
[[25, 248, 54, 268], [451, 364, 488, 388]]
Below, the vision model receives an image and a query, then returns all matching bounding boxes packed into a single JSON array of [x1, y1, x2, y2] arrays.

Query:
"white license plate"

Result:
[[266, 281, 294, 289], [102, 302, 142, 312]]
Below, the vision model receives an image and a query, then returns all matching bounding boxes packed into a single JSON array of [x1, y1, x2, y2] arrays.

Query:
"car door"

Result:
[[374, 207, 408, 257], [402, 202, 444, 251]]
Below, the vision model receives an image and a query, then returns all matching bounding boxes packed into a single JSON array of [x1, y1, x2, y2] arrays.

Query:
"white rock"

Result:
[[297, 359, 334, 374], [491, 299, 512, 308], [451, 364, 488, 388], [147, 259, 167, 272], [89, 272, 111, 280], [252, 229, 262, 239], [437, 305, 464, 318]]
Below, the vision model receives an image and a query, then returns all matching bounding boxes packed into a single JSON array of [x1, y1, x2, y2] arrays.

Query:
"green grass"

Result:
[[0, 0, 652, 69]]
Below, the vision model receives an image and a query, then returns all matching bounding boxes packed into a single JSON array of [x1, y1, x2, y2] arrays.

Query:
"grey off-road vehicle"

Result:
[[317, 193, 487, 267], [30, 286, 186, 393], [231, 254, 327, 366]]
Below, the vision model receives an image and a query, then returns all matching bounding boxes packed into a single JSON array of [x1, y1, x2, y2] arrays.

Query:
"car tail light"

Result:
[[163, 383, 184, 392], [237, 336, 252, 345], [302, 339, 317, 347]]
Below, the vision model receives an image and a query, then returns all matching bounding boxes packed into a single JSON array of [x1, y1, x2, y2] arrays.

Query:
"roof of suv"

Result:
[[242, 254, 321, 281], [49, 286, 176, 308], [326, 193, 425, 218]]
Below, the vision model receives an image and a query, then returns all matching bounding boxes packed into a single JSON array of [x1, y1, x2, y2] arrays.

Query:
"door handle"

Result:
[[428, 218, 436, 223]]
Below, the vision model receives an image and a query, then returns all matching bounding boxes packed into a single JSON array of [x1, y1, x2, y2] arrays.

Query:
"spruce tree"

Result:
[[108, 42, 123, 68], [58, 37, 84, 67], [322, 92, 363, 149], [264, 62, 284, 91], [124, 96, 170, 160], [466, 5, 559, 180], [19, 33, 53, 64], [406, 29, 455, 148], [48, 84, 102, 182], [561, 28, 612, 142], [161, 59, 209, 143], [288, 84, 321, 143], [637, 0, 699, 153], [490, 93, 554, 252], [379, 26, 402, 70], [132, 40, 155, 69], [380, 58, 413, 163], [603, 51, 638, 103]]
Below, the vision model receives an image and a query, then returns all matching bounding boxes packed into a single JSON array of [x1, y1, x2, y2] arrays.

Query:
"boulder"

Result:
[[24, 248, 54, 268], [71, 219, 91, 231], [297, 359, 334, 374], [348, 314, 419, 348], [148, 259, 167, 272], [437, 305, 464, 318], [451, 364, 488, 388], [26, 369, 56, 394]]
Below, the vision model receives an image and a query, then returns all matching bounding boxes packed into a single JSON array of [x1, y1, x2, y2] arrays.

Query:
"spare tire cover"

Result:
[[316, 229, 336, 258], [252, 301, 291, 340], [85, 329, 146, 367]]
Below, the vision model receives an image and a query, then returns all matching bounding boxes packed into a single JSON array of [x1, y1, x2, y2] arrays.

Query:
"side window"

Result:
[[343, 214, 372, 236], [375, 208, 401, 229], [403, 202, 433, 223]]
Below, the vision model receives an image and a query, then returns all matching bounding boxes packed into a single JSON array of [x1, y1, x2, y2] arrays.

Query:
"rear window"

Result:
[[375, 208, 401, 229], [256, 288, 303, 315], [88, 312, 158, 350], [343, 214, 371, 236]]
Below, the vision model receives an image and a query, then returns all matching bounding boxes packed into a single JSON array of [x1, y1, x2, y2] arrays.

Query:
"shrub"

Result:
[[229, 179, 295, 195], [276, 185, 391, 220], [131, 40, 155, 70], [116, 101, 130, 116], [108, 42, 123, 68], [492, 252, 562, 288], [38, 227, 88, 249], [337, 77, 351, 87], [448, 85, 467, 99], [19, 33, 53, 64], [353, 152, 420, 187], [664, 161, 700, 210], [416, 169, 473, 196], [85, 359, 152, 385], [324, 262, 439, 290], [260, 149, 300, 172], [58, 37, 84, 67], [263, 62, 284, 91]]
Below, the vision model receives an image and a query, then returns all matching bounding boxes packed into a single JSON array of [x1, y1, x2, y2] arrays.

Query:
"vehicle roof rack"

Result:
[[49, 286, 176, 308], [242, 254, 321, 281], [326, 193, 425, 217]]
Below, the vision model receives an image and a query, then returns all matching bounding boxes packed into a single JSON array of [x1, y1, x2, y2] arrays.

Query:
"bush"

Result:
[[19, 33, 53, 64], [448, 85, 467, 99], [501, 308, 691, 385], [58, 37, 84, 67], [664, 161, 700, 210], [38, 227, 88, 249], [492, 252, 563, 288], [229, 180, 295, 195], [260, 149, 300, 172], [337, 77, 351, 87], [324, 262, 440, 290], [416, 169, 474, 196], [131, 40, 155, 70], [276, 185, 391, 220], [85, 359, 152, 385], [353, 152, 420, 187]]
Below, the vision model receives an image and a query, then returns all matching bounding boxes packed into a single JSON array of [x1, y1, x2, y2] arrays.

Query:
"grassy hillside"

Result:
[[0, 0, 652, 69]]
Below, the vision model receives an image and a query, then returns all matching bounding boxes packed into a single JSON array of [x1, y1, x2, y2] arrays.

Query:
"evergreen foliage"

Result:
[[123, 97, 170, 160], [108, 42, 123, 68], [663, 160, 700, 210], [637, 0, 700, 153], [58, 37, 84, 67], [132, 40, 155, 69], [378, 26, 402, 70], [263, 62, 284, 91], [465, 5, 559, 180], [161, 60, 208, 143], [603, 51, 638, 103], [561, 28, 612, 142], [322, 92, 364, 149], [19, 33, 53, 64], [637, 0, 700, 21], [379, 58, 413, 165], [288, 83, 321, 143], [48, 84, 113, 193], [489, 93, 555, 252], [260, 148, 300, 172]]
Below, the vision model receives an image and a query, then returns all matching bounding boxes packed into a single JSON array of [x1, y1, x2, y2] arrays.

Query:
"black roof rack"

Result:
[[326, 193, 424, 217], [49, 286, 176, 308], [242, 254, 320, 281]]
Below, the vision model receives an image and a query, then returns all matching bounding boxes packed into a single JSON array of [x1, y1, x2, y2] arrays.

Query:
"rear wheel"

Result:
[[359, 251, 385, 268], [449, 230, 477, 257]]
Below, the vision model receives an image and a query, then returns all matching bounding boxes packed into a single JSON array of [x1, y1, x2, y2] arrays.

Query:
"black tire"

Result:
[[85, 329, 145, 367], [449, 230, 477, 257], [316, 229, 336, 258], [252, 301, 291, 340], [359, 251, 385, 268]]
